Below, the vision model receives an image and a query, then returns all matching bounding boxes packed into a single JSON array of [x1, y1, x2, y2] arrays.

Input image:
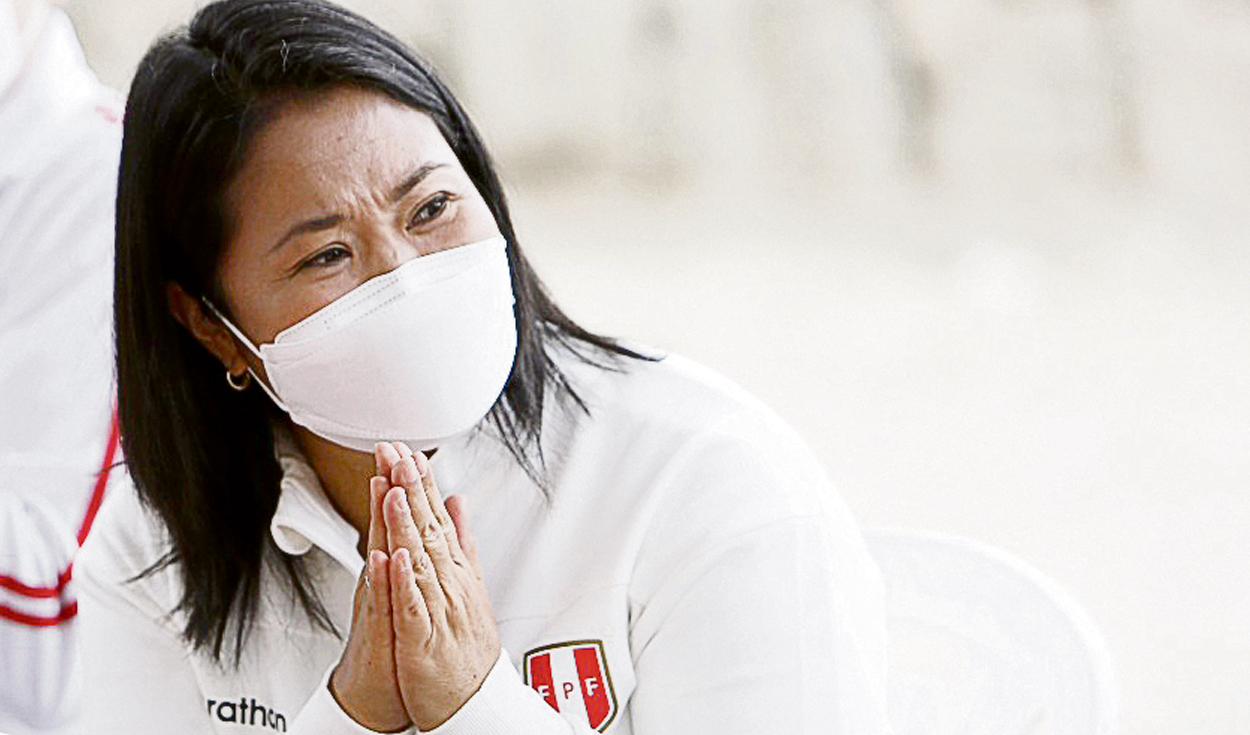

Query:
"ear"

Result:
[[166, 282, 248, 374]]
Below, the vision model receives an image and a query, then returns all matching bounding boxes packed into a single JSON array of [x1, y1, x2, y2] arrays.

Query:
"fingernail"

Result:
[[415, 452, 429, 477], [402, 457, 419, 484]]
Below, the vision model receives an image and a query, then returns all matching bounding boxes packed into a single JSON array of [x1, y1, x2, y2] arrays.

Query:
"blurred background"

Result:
[[64, 0, 1248, 732]]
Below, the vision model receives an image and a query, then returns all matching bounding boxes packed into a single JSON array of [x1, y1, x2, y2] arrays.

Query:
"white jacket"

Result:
[[0, 2, 121, 732], [76, 351, 890, 734]]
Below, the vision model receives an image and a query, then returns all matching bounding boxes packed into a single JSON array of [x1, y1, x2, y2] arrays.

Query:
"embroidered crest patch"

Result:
[[522, 639, 618, 731]]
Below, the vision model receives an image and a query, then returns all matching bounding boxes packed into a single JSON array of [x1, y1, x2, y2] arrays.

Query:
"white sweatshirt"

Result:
[[0, 2, 121, 733], [76, 350, 890, 734]]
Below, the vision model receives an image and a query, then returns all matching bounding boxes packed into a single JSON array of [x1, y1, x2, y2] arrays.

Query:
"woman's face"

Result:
[[188, 86, 500, 377]]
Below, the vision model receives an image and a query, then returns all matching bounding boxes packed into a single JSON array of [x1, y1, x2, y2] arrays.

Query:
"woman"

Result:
[[75, 0, 889, 732]]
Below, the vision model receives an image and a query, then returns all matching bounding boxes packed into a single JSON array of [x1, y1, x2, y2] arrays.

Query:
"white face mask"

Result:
[[207, 236, 517, 452]]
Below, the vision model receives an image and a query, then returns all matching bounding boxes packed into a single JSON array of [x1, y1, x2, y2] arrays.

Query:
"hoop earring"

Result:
[[226, 367, 252, 392]]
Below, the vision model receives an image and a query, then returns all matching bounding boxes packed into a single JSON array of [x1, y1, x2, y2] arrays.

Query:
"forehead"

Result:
[[226, 87, 457, 230], [248, 86, 452, 175]]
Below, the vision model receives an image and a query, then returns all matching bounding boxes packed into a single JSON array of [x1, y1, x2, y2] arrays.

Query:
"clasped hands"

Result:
[[330, 441, 500, 733]]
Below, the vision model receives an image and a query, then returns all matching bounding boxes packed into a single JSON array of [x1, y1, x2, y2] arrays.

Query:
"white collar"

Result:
[[266, 429, 484, 578], [269, 439, 364, 578]]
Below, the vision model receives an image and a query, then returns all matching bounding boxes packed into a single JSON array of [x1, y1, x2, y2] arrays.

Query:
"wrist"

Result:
[[409, 646, 500, 731], [330, 664, 412, 733]]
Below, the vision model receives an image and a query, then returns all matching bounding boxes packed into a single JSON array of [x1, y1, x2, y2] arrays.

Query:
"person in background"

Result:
[[76, 1, 889, 732], [0, 0, 121, 732]]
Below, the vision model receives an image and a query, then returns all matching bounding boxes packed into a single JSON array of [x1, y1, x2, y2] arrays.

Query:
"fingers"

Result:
[[375, 448, 500, 732], [375, 442, 401, 478], [383, 443, 431, 530], [413, 451, 457, 535], [345, 549, 396, 686], [332, 548, 411, 732], [386, 462, 445, 562], [390, 452, 426, 524], [364, 549, 392, 632], [396, 448, 465, 564], [390, 546, 434, 642], [384, 487, 448, 621], [390, 443, 437, 523], [354, 549, 392, 647], [445, 496, 480, 575], [387, 448, 468, 568], [367, 477, 389, 554]]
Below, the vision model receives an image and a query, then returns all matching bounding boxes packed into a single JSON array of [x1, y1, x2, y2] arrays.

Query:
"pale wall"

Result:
[[62, 1, 1250, 733]]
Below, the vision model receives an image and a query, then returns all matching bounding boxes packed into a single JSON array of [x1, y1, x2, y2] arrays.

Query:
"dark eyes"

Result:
[[408, 192, 452, 230], [299, 244, 351, 270], [293, 192, 453, 274]]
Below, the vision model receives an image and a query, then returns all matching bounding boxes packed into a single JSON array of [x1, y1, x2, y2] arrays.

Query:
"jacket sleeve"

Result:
[[615, 424, 892, 735], [625, 515, 890, 735], [0, 84, 117, 517]]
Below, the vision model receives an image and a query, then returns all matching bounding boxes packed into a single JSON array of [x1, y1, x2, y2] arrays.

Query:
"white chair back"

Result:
[[864, 529, 1118, 735]]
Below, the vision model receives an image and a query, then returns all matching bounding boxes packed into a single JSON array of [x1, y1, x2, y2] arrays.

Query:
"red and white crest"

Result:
[[523, 640, 618, 731]]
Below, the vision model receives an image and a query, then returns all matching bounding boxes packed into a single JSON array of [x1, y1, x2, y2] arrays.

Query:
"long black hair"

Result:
[[115, 0, 643, 663]]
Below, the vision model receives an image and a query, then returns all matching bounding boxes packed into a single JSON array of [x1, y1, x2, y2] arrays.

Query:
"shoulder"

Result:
[[569, 345, 758, 408], [75, 470, 180, 624], [0, 14, 121, 283], [0, 8, 122, 185], [551, 346, 881, 617], [561, 346, 802, 450], [552, 344, 842, 527]]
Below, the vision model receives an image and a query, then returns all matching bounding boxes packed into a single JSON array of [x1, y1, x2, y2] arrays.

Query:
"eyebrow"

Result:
[[268, 163, 448, 254], [388, 162, 447, 204], [270, 214, 346, 253]]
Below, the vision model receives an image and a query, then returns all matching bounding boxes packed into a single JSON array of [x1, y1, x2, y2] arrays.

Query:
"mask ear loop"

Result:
[[200, 297, 293, 414]]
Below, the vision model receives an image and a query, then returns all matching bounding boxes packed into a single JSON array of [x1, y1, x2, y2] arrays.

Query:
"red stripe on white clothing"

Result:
[[528, 652, 559, 711], [575, 646, 612, 728], [0, 600, 77, 628], [0, 569, 71, 599], [77, 411, 119, 546], [0, 410, 117, 623]]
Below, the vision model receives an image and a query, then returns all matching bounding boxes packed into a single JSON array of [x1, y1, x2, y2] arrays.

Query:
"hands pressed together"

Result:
[[330, 442, 501, 733]]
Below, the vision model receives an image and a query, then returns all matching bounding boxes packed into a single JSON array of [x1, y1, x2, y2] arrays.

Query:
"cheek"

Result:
[[460, 195, 501, 243], [243, 286, 346, 344], [215, 257, 296, 344]]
